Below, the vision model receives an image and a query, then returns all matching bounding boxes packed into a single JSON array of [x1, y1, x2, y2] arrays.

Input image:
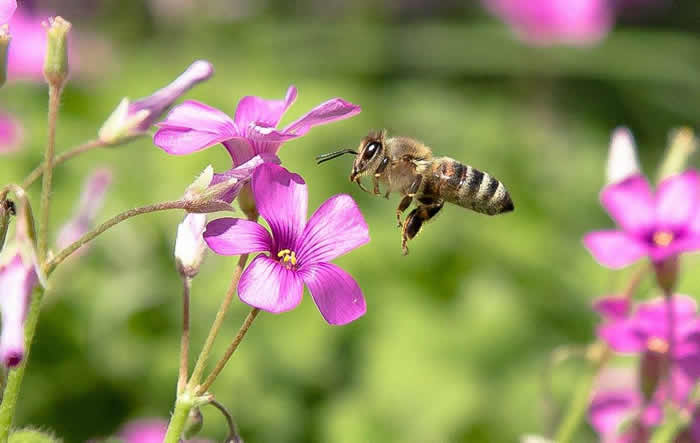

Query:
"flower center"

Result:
[[646, 337, 669, 354], [249, 121, 274, 135], [652, 230, 674, 247], [277, 249, 298, 268]]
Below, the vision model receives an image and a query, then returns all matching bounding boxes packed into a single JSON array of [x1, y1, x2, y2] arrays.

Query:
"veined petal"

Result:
[[234, 85, 297, 129], [600, 175, 654, 235], [297, 194, 369, 264], [593, 296, 629, 322], [284, 98, 361, 136], [583, 230, 649, 269], [655, 170, 700, 230], [222, 138, 255, 166], [154, 127, 234, 155], [238, 255, 303, 313], [299, 262, 366, 325], [204, 218, 272, 256], [251, 164, 307, 251]]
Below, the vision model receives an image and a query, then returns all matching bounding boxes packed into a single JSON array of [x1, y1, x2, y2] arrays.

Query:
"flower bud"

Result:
[[42, 16, 71, 89], [639, 348, 665, 401], [657, 127, 697, 182], [0, 253, 37, 367], [183, 407, 204, 439], [606, 127, 641, 184], [97, 98, 150, 145], [654, 256, 679, 294], [174, 213, 207, 278], [0, 25, 10, 88]]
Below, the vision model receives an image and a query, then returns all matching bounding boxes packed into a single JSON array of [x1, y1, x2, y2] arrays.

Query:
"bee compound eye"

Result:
[[363, 142, 381, 161]]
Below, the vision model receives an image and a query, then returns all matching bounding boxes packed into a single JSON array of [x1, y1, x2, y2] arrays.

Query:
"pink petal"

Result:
[[251, 164, 307, 250], [593, 296, 630, 321], [648, 234, 700, 263], [634, 295, 698, 333], [297, 194, 369, 265], [222, 139, 255, 166], [238, 255, 303, 313], [600, 175, 654, 236], [597, 321, 646, 352], [0, 110, 23, 154], [153, 100, 236, 155], [655, 170, 700, 230], [583, 230, 649, 269], [234, 85, 297, 129], [210, 153, 280, 202], [119, 419, 168, 443], [299, 262, 366, 325], [283, 98, 361, 136], [0, 0, 16, 24], [0, 253, 37, 367], [7, 11, 46, 81], [589, 388, 641, 437], [204, 218, 272, 256]]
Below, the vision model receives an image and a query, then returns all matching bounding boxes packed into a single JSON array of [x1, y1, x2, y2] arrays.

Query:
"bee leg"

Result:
[[372, 176, 381, 196], [396, 195, 413, 227], [406, 175, 422, 197], [354, 177, 371, 193], [400, 201, 444, 255]]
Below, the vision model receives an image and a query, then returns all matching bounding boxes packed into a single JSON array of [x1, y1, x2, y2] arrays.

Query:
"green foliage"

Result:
[[8, 428, 61, 443]]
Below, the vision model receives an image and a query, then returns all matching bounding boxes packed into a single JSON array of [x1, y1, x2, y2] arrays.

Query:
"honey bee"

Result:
[[316, 130, 514, 254]]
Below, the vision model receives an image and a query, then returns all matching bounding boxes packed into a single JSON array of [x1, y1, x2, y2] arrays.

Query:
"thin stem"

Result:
[[163, 392, 195, 443], [197, 307, 260, 395], [0, 288, 46, 442], [38, 86, 62, 261], [209, 398, 243, 443], [22, 139, 105, 189], [178, 276, 192, 394], [187, 253, 250, 391], [664, 289, 675, 402], [44, 200, 187, 275]]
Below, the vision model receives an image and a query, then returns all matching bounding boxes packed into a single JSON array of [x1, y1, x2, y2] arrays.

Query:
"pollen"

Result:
[[647, 337, 669, 354], [652, 231, 674, 247], [277, 249, 298, 266]]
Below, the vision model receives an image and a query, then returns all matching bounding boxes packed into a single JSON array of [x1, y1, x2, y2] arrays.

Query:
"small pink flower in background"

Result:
[[0, 0, 16, 24], [154, 85, 361, 166], [6, 9, 49, 81], [583, 170, 700, 268], [204, 163, 369, 324], [0, 253, 37, 367], [482, 0, 613, 46], [56, 168, 112, 253], [0, 110, 22, 154], [118, 419, 211, 443]]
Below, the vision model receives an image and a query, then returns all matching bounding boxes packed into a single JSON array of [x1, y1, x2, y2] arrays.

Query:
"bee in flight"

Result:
[[316, 130, 514, 255]]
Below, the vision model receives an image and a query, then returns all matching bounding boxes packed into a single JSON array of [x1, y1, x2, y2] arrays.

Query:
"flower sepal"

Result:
[[98, 98, 151, 145]]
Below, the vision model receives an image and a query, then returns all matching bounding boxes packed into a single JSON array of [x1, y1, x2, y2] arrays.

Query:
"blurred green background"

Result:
[[2, 0, 700, 441]]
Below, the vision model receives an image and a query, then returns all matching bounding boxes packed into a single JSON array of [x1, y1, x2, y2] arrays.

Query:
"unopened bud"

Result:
[[183, 165, 214, 201], [174, 213, 207, 278], [98, 98, 150, 145], [42, 16, 71, 89], [238, 184, 257, 220], [606, 127, 641, 184], [639, 348, 665, 401], [657, 127, 697, 182], [0, 25, 9, 88], [654, 256, 679, 294], [183, 407, 204, 439]]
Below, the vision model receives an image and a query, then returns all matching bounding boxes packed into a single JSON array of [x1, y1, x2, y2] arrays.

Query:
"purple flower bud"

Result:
[[56, 169, 112, 254], [99, 60, 213, 144], [0, 252, 37, 367], [175, 213, 207, 278], [639, 346, 665, 402]]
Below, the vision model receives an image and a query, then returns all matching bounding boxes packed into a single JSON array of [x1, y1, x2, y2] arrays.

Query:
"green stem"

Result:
[[209, 397, 243, 443], [197, 307, 259, 395], [22, 139, 105, 190], [178, 277, 192, 394], [0, 288, 46, 443], [554, 362, 598, 443], [187, 253, 250, 391], [38, 86, 62, 261], [163, 391, 195, 443], [44, 200, 188, 276]]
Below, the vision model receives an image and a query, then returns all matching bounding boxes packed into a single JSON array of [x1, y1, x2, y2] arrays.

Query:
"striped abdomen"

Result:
[[424, 157, 514, 215]]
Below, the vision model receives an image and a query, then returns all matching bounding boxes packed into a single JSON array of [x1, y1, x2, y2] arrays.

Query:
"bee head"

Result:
[[349, 130, 386, 182]]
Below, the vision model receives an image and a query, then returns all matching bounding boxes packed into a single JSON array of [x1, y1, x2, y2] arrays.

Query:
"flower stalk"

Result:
[[37, 85, 61, 262], [163, 391, 195, 443], [22, 139, 109, 189], [177, 276, 192, 394]]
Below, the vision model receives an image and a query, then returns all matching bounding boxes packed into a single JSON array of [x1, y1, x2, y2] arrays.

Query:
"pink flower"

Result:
[[204, 163, 369, 324], [118, 419, 211, 443], [597, 294, 700, 383], [583, 171, 700, 268], [153, 85, 361, 166], [6, 10, 49, 81], [0, 110, 22, 154], [482, 0, 613, 46], [0, 252, 37, 367], [56, 168, 112, 254], [0, 0, 16, 24]]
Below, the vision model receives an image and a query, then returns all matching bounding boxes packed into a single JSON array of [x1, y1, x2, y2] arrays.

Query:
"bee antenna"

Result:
[[315, 149, 358, 164]]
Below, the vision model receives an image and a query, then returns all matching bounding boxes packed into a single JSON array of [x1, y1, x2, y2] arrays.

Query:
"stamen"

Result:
[[653, 231, 674, 247], [277, 249, 298, 267], [277, 249, 291, 258], [647, 337, 669, 353]]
